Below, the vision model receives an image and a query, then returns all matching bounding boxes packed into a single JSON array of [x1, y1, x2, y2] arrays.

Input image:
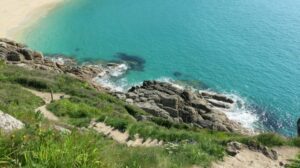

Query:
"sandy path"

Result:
[[90, 121, 163, 147], [0, 0, 66, 39], [25, 88, 69, 121], [212, 147, 300, 168], [26, 88, 163, 147]]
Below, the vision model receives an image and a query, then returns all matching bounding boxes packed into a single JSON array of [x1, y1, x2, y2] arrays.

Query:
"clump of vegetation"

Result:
[[255, 133, 287, 147], [289, 154, 300, 168]]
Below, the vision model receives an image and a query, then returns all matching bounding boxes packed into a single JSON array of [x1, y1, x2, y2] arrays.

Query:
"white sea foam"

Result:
[[107, 63, 129, 77], [49, 57, 66, 65], [156, 77, 185, 90], [94, 77, 128, 92], [93, 63, 129, 92], [213, 92, 259, 132]]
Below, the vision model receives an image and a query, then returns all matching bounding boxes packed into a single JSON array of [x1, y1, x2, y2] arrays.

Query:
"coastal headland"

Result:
[[1, 1, 300, 167]]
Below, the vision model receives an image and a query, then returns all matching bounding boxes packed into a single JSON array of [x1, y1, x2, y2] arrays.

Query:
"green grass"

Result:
[[289, 154, 300, 168], [0, 64, 299, 168], [0, 83, 44, 124], [0, 64, 89, 93]]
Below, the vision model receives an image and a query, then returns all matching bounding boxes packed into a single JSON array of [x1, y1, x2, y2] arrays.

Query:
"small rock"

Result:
[[126, 99, 134, 104], [262, 147, 278, 160], [54, 125, 71, 134], [127, 92, 138, 99], [0, 111, 24, 133], [140, 97, 148, 102], [226, 141, 244, 156], [32, 51, 44, 60], [0, 42, 7, 48], [181, 90, 194, 101], [279, 161, 284, 166]]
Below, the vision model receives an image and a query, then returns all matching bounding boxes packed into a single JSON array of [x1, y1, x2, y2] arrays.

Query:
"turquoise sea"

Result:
[[22, 0, 300, 136]]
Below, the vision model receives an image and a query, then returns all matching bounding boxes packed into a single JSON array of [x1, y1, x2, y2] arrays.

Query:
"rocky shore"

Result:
[[0, 38, 248, 134], [0, 38, 127, 91], [115, 81, 248, 134]]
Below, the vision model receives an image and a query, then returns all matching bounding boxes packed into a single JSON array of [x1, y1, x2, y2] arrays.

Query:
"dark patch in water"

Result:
[[115, 52, 145, 71], [75, 48, 80, 52], [173, 71, 182, 77]]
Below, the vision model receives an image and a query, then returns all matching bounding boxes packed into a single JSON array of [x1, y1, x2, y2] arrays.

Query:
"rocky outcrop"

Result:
[[115, 81, 247, 133], [247, 141, 278, 160], [0, 38, 249, 134], [0, 111, 24, 133], [0, 38, 126, 91], [226, 141, 278, 160]]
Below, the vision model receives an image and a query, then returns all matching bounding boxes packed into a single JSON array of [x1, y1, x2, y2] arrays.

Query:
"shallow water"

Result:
[[23, 0, 300, 136]]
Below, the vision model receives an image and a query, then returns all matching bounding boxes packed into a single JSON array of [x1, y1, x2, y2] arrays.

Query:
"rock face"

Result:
[[226, 141, 279, 160], [0, 111, 24, 133], [0, 38, 126, 91], [117, 81, 247, 133], [247, 141, 278, 160]]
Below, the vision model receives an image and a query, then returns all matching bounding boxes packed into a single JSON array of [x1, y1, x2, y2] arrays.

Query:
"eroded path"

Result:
[[90, 121, 163, 147], [212, 147, 300, 168], [25, 88, 69, 121], [26, 88, 163, 147]]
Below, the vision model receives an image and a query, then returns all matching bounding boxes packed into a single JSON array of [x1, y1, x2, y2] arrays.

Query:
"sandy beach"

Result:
[[0, 0, 65, 39]]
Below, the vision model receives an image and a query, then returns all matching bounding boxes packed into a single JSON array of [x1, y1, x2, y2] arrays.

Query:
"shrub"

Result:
[[14, 77, 51, 90], [150, 117, 191, 130], [97, 116, 129, 132], [69, 118, 91, 127], [291, 137, 300, 147], [256, 133, 287, 147], [125, 104, 147, 117]]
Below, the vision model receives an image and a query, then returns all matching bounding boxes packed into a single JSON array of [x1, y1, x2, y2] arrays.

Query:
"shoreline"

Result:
[[0, 0, 67, 39], [0, 38, 255, 135]]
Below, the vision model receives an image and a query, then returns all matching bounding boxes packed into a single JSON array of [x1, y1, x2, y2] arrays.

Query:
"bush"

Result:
[[14, 77, 51, 90], [255, 133, 287, 147], [69, 118, 91, 127], [125, 104, 147, 117], [291, 137, 300, 147], [47, 99, 100, 118], [150, 117, 191, 130], [97, 116, 129, 132]]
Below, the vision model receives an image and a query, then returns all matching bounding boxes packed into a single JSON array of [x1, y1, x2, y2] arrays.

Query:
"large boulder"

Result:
[[6, 51, 24, 61], [0, 111, 24, 133], [17, 48, 33, 60]]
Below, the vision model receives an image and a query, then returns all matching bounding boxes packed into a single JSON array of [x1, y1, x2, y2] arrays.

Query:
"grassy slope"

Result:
[[0, 62, 299, 168]]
